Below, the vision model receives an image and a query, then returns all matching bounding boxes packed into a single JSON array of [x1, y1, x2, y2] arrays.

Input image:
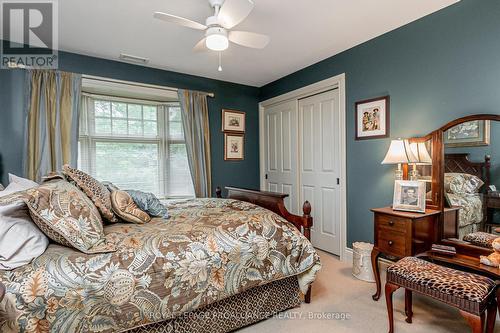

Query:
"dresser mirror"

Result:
[[433, 115, 500, 253], [444, 120, 498, 235]]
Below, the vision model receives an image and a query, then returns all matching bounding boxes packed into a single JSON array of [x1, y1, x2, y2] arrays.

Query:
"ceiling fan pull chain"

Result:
[[218, 52, 223, 72]]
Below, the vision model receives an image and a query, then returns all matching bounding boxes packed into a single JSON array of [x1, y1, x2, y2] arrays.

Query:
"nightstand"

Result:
[[370, 207, 441, 301]]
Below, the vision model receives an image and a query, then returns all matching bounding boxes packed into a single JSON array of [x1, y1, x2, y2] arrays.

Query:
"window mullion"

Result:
[[161, 106, 169, 198]]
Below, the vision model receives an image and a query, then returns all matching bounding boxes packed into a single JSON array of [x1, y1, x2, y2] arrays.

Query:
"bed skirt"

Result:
[[125, 276, 301, 333]]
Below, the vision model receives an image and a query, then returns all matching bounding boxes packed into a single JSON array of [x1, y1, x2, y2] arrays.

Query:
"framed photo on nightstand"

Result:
[[393, 180, 426, 213]]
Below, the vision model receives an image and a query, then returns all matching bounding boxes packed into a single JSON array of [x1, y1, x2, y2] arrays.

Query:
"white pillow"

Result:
[[0, 178, 48, 270], [8, 173, 38, 189], [1, 182, 33, 197]]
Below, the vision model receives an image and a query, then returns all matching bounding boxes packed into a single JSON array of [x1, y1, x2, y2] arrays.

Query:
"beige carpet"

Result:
[[238, 250, 500, 333]]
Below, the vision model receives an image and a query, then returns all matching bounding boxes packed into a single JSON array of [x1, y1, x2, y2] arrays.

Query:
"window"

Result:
[[78, 97, 194, 198]]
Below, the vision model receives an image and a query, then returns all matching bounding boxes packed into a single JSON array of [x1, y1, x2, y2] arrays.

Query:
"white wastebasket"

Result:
[[352, 242, 375, 282]]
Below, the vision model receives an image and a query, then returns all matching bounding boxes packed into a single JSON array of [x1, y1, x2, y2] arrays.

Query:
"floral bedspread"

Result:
[[0, 199, 321, 333], [445, 193, 484, 239]]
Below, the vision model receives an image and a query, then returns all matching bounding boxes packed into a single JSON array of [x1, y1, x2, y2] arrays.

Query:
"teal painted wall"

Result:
[[260, 0, 500, 247], [0, 50, 260, 193]]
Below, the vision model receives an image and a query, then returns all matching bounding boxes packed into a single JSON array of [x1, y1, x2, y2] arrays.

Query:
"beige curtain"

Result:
[[178, 89, 212, 197], [25, 70, 82, 181]]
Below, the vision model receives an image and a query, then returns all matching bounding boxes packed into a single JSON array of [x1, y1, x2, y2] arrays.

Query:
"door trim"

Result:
[[259, 73, 347, 261]]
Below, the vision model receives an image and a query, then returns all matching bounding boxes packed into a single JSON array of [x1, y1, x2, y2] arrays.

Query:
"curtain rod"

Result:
[[81, 92, 178, 105], [83, 75, 215, 98]]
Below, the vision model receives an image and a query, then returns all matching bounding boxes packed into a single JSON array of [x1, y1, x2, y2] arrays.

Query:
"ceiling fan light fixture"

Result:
[[205, 27, 229, 51]]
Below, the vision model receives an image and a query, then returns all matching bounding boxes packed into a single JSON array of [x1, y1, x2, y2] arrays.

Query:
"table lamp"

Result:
[[381, 139, 417, 180], [408, 142, 432, 181]]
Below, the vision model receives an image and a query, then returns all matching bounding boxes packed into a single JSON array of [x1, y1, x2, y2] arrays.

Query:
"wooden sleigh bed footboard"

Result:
[[215, 186, 314, 303]]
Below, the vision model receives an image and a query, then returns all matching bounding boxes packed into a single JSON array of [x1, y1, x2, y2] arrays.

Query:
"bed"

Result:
[[0, 186, 320, 333], [444, 153, 490, 240]]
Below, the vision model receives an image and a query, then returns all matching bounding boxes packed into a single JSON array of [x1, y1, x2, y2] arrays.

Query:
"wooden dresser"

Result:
[[370, 207, 441, 301]]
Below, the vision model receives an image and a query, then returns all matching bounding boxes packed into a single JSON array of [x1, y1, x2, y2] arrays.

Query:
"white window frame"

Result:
[[78, 95, 193, 199]]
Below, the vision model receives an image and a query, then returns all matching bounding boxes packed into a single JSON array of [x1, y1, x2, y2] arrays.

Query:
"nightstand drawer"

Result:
[[376, 214, 408, 234], [378, 230, 406, 257]]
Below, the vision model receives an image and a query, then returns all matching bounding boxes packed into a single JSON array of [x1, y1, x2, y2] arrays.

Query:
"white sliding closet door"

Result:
[[299, 89, 341, 255], [263, 100, 298, 214]]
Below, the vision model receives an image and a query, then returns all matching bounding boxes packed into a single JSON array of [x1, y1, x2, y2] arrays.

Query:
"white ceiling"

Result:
[[58, 0, 460, 87]]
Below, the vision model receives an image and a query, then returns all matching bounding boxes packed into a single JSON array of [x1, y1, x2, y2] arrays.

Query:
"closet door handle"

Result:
[[388, 240, 394, 246]]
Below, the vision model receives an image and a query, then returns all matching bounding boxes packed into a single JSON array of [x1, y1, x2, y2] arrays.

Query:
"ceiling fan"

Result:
[[153, 0, 270, 53]]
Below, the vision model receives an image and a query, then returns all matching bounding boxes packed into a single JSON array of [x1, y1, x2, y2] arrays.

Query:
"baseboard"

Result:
[[343, 247, 353, 264], [342, 246, 393, 266]]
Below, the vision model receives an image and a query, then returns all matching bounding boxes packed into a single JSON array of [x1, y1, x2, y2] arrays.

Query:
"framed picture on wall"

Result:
[[222, 109, 245, 133], [224, 133, 244, 160], [355, 96, 390, 140], [393, 180, 426, 213], [444, 120, 490, 147]]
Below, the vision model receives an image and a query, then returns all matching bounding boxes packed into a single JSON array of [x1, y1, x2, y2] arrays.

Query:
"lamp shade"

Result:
[[409, 142, 432, 165], [381, 139, 418, 165]]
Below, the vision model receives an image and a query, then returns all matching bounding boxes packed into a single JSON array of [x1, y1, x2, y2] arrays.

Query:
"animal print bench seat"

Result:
[[386, 257, 496, 315]]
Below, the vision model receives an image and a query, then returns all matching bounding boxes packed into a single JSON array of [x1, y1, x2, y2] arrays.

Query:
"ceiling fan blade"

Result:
[[193, 38, 208, 52], [217, 0, 254, 29], [229, 31, 270, 49], [153, 12, 207, 30]]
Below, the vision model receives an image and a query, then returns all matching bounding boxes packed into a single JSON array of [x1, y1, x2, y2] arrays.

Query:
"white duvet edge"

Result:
[[297, 262, 322, 294]]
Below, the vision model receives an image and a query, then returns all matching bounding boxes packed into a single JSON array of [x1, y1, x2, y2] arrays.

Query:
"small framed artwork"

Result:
[[224, 133, 244, 160], [355, 96, 390, 140], [393, 180, 426, 213], [222, 109, 245, 133], [444, 120, 490, 147]]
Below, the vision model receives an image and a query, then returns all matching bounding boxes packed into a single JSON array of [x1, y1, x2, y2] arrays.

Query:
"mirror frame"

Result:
[[437, 114, 500, 207], [408, 114, 500, 249], [409, 114, 500, 211]]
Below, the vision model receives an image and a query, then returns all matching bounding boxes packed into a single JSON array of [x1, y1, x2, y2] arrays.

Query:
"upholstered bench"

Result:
[[385, 257, 498, 333]]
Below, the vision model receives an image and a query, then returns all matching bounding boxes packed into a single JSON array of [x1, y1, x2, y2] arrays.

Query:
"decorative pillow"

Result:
[[463, 232, 497, 249], [24, 180, 115, 254], [111, 190, 151, 224], [125, 190, 169, 219], [41, 172, 65, 183], [444, 173, 484, 194], [62, 164, 118, 222], [102, 181, 120, 192]]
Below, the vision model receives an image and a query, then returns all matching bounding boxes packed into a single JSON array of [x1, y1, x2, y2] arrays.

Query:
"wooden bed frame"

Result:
[[215, 186, 313, 303], [445, 153, 491, 191]]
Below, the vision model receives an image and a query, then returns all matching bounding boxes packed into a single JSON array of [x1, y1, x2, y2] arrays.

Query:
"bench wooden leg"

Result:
[[486, 298, 497, 333], [459, 310, 485, 333], [385, 282, 400, 333], [404, 289, 413, 324]]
